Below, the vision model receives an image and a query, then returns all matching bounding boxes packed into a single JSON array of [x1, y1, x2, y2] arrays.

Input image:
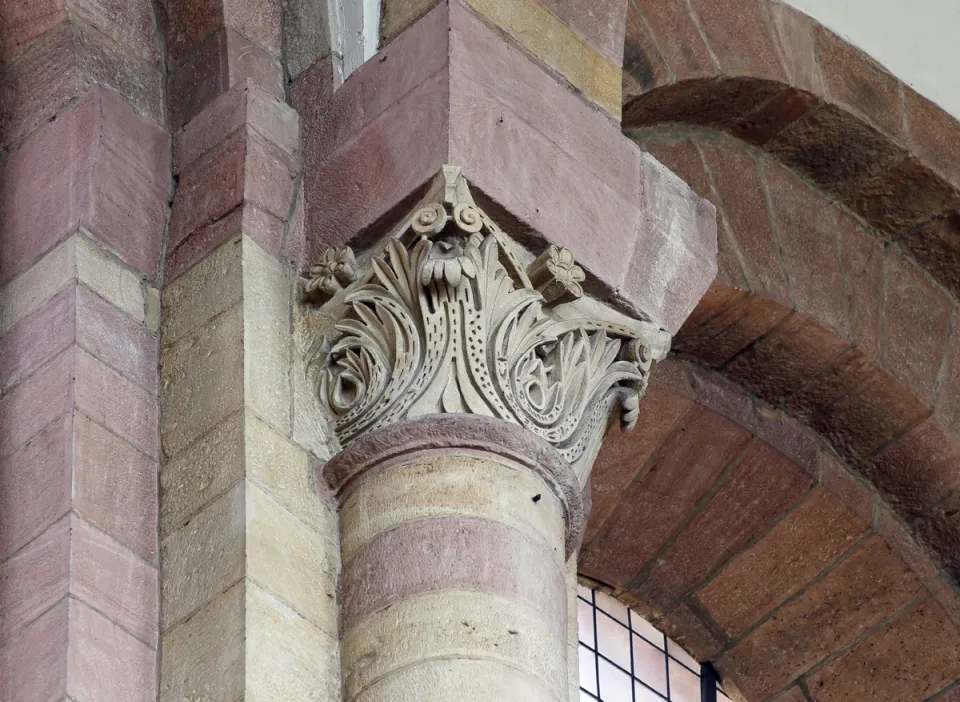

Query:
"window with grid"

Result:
[[578, 586, 730, 702]]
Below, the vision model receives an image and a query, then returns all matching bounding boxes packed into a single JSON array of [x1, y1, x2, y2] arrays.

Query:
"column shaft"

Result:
[[330, 440, 576, 702]]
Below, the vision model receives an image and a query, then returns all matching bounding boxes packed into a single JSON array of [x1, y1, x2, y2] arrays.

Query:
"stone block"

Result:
[[816, 25, 903, 141], [168, 128, 246, 251], [0, 415, 72, 560], [74, 412, 158, 562], [244, 130, 297, 222], [0, 237, 76, 338], [876, 511, 939, 588], [821, 452, 876, 525], [174, 81, 298, 172], [812, 369, 928, 465], [688, 0, 783, 81], [0, 22, 77, 159], [160, 305, 244, 456], [699, 144, 790, 304], [768, 2, 822, 94], [162, 237, 243, 346], [718, 537, 924, 700], [246, 482, 338, 636], [724, 313, 850, 407], [586, 387, 691, 543], [904, 84, 960, 189], [73, 19, 165, 125], [622, 0, 670, 99], [697, 487, 869, 636], [0, 287, 75, 395], [82, 96, 170, 277], [160, 483, 245, 631], [242, 238, 291, 433], [0, 0, 66, 67], [0, 348, 74, 459], [161, 411, 244, 537], [764, 163, 850, 338], [246, 414, 333, 537], [639, 441, 812, 609], [159, 580, 244, 702], [633, 0, 714, 81], [156, 0, 222, 65], [75, 348, 158, 458], [912, 491, 960, 581], [280, 0, 331, 79], [809, 600, 960, 702], [784, 347, 877, 424], [246, 581, 339, 701], [380, 0, 440, 46], [168, 27, 283, 129], [291, 304, 338, 458], [461, 0, 621, 116], [0, 91, 96, 285], [883, 251, 952, 405], [69, 514, 158, 644], [66, 599, 156, 701], [66, 0, 161, 62], [836, 211, 884, 360], [852, 157, 959, 236], [0, 516, 70, 642], [223, 0, 281, 55], [902, 212, 960, 300], [76, 286, 158, 394], [75, 235, 148, 324], [0, 599, 68, 702]]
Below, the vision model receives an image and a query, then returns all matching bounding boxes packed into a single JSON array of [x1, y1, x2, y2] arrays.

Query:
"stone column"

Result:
[[308, 166, 675, 701], [327, 418, 577, 701]]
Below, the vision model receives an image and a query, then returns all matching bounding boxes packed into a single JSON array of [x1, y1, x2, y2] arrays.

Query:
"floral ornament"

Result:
[[307, 246, 358, 295], [527, 245, 586, 305], [418, 232, 482, 287]]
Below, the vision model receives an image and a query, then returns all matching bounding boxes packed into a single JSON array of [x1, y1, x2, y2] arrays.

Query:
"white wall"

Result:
[[783, 0, 960, 120]]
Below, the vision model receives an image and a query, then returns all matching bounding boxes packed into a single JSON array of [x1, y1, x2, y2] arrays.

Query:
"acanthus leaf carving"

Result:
[[307, 166, 670, 482]]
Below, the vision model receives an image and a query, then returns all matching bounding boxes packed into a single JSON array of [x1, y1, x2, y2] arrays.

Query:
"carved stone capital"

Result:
[[307, 166, 671, 483]]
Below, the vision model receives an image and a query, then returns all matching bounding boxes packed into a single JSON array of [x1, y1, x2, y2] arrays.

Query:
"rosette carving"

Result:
[[308, 166, 670, 482]]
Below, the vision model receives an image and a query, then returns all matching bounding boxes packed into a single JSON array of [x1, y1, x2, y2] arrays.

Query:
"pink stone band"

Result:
[[319, 415, 586, 557], [339, 515, 568, 639]]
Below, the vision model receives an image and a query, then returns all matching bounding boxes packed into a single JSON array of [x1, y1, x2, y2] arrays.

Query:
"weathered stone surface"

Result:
[[159, 581, 244, 702], [246, 581, 340, 701], [156, 0, 222, 65], [0, 348, 73, 459], [0, 287, 75, 395], [622, 1, 669, 100], [697, 487, 869, 635], [67, 0, 161, 62], [0, 0, 66, 67], [586, 387, 691, 542], [75, 348, 158, 458], [913, 491, 960, 580], [160, 305, 244, 456], [581, 407, 751, 585], [280, 0, 330, 79], [247, 483, 338, 636], [76, 235, 149, 324], [687, 0, 783, 81], [718, 537, 924, 700], [633, 0, 714, 81], [74, 412, 158, 561], [76, 286, 158, 393], [853, 157, 959, 236], [160, 483, 244, 631], [242, 238, 291, 434], [905, 84, 960, 189], [0, 516, 69, 642], [0, 415, 71, 560], [725, 313, 850, 407], [160, 410, 242, 537], [0, 599, 68, 702], [67, 598, 156, 701], [768, 2, 822, 94], [809, 600, 960, 702], [0, 237, 76, 338], [70, 514, 158, 644], [638, 441, 812, 610], [883, 251, 952, 405], [764, 163, 850, 338], [700, 144, 789, 303], [247, 414, 335, 539]]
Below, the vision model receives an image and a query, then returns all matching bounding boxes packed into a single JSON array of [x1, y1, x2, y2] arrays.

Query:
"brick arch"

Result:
[[622, 0, 960, 302], [581, 358, 960, 700]]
